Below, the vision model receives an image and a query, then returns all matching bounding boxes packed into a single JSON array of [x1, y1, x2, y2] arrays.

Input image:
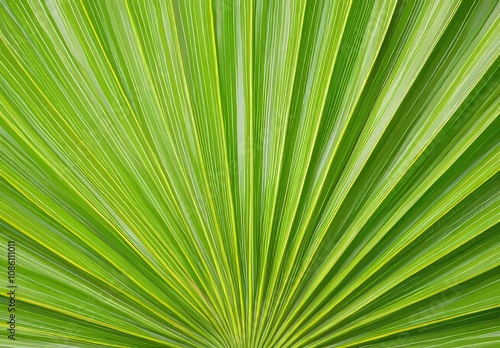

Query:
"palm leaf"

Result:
[[1, 0, 499, 347]]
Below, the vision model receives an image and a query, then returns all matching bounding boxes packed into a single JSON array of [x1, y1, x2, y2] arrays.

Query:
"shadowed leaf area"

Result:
[[1, 0, 499, 347]]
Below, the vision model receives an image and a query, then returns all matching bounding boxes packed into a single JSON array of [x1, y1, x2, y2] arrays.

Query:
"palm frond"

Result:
[[1, 0, 499, 347]]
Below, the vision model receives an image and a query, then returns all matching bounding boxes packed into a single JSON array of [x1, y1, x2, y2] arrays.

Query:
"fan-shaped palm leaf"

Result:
[[1, 0, 499, 347]]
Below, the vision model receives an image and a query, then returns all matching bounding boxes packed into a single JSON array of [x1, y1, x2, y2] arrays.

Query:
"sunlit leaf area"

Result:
[[1, 0, 499, 347]]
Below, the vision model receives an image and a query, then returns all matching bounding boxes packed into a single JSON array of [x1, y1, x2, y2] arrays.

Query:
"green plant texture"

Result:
[[1, 0, 499, 347]]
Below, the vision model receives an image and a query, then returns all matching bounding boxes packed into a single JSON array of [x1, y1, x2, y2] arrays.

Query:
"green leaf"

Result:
[[1, 0, 499, 346]]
